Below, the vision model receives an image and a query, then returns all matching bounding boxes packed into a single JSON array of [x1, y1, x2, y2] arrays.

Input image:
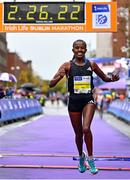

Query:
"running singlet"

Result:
[[67, 59, 94, 96]]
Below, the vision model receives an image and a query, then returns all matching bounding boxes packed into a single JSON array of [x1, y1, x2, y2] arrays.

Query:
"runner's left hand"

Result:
[[111, 73, 120, 81]]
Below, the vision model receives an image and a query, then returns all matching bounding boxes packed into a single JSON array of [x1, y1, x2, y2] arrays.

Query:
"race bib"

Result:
[[73, 76, 91, 94]]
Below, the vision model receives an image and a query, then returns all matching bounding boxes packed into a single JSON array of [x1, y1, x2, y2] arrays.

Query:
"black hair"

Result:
[[72, 39, 87, 49]]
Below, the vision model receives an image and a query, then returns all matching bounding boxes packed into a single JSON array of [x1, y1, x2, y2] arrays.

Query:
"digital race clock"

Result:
[[0, 1, 117, 33], [4, 2, 85, 24]]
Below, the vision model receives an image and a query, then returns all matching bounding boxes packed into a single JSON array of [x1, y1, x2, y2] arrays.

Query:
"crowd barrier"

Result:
[[0, 99, 43, 124], [107, 99, 130, 123]]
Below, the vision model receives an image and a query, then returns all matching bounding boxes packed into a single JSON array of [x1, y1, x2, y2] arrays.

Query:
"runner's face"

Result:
[[72, 41, 87, 59]]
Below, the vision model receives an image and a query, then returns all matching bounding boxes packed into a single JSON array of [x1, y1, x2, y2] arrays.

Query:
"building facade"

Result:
[[112, 0, 130, 58], [0, 33, 8, 72], [96, 33, 113, 58], [96, 0, 130, 58]]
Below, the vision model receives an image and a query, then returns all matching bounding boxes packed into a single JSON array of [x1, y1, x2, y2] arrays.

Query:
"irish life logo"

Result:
[[92, 4, 111, 28]]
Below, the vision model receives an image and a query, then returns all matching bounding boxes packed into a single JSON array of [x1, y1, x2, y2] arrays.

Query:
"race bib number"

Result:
[[74, 76, 91, 94]]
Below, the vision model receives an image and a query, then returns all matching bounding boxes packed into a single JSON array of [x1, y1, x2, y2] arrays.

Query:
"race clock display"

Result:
[[4, 2, 85, 24], [0, 1, 117, 32]]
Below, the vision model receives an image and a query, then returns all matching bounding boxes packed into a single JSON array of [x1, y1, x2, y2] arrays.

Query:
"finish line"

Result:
[[0, 164, 130, 171], [0, 153, 130, 159], [0, 153, 130, 171]]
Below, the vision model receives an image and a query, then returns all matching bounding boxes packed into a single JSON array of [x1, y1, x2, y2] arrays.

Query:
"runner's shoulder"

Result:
[[62, 61, 71, 71]]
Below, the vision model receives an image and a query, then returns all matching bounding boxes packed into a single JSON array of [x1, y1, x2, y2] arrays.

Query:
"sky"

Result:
[[7, 33, 96, 80]]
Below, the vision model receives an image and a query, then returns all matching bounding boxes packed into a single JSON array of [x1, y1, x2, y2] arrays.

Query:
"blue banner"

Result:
[[92, 4, 110, 13]]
